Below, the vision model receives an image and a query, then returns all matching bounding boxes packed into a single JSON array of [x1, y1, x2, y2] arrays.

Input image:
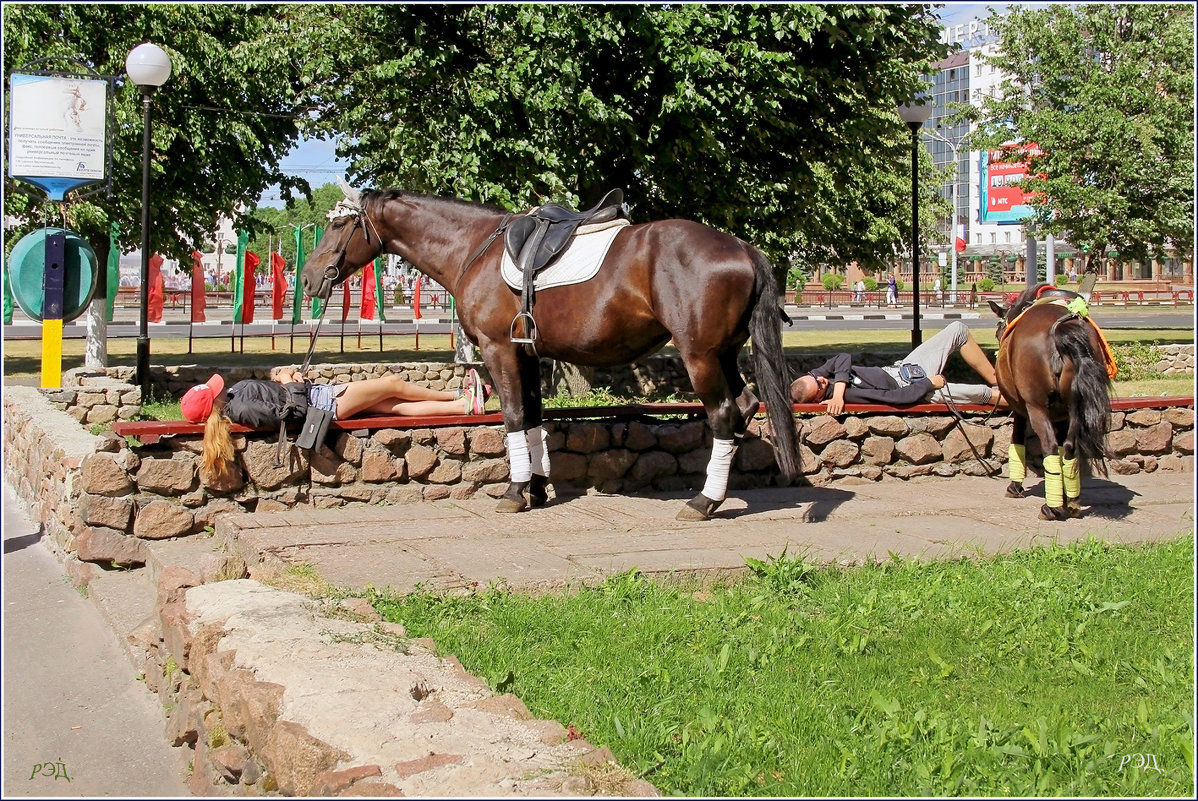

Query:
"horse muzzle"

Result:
[[302, 266, 339, 301]]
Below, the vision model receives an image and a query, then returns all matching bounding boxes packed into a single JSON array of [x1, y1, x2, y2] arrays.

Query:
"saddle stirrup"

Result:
[[509, 311, 538, 344]]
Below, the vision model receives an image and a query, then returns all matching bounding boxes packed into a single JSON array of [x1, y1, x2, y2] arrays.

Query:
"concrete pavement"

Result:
[[1, 484, 192, 798], [217, 472, 1194, 595]]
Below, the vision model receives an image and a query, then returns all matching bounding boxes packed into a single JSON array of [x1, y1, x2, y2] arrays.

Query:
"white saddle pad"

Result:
[[500, 218, 629, 291]]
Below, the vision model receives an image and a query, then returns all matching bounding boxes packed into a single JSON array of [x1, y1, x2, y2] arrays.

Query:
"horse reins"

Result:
[[940, 384, 1003, 477]]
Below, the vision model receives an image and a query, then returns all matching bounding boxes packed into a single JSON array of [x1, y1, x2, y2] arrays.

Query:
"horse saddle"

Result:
[[503, 189, 627, 343], [504, 188, 626, 274]]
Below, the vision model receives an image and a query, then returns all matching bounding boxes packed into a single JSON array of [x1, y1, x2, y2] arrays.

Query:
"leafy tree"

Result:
[[969, 4, 1194, 268], [285, 3, 949, 270], [245, 183, 346, 270], [2, 4, 309, 267]]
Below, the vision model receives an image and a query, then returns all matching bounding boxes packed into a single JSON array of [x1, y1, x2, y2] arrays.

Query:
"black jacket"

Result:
[[809, 353, 934, 406], [224, 379, 309, 428]]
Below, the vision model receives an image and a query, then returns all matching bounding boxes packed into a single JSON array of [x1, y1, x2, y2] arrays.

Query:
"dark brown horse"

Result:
[[990, 283, 1113, 520], [300, 185, 799, 520]]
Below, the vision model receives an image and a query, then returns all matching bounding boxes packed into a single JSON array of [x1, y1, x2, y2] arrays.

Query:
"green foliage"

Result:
[[863, 277, 879, 292], [374, 537, 1195, 796], [786, 266, 808, 292], [971, 4, 1194, 264], [2, 5, 310, 267], [287, 4, 949, 269], [1113, 340, 1167, 381], [1054, 273, 1070, 287], [978, 278, 996, 291], [821, 273, 845, 291]]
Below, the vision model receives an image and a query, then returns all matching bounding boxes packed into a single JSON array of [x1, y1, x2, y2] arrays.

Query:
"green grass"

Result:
[[372, 537, 1195, 797]]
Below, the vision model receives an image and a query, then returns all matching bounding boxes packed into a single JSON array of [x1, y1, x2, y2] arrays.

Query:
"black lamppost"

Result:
[[898, 99, 932, 349], [125, 42, 172, 398]]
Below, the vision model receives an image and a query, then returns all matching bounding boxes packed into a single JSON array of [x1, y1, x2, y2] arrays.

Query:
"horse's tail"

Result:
[[1053, 316, 1112, 475], [747, 246, 800, 482]]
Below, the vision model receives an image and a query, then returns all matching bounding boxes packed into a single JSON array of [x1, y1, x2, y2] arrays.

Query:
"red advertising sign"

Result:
[[979, 142, 1043, 224]]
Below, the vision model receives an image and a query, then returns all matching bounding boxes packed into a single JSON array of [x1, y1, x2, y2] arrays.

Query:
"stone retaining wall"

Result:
[[4, 381, 1192, 569], [46, 342, 1197, 422]]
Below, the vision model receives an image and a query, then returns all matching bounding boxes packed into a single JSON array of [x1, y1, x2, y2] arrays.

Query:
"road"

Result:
[[3, 303, 1192, 341], [1, 484, 193, 798]]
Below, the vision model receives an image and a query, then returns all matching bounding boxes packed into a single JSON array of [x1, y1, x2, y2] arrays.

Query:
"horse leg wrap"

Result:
[[1042, 453, 1063, 510], [1062, 456, 1081, 501], [1007, 443, 1027, 484], [506, 430, 532, 484], [1062, 456, 1082, 517], [527, 426, 551, 476], [700, 438, 737, 503]]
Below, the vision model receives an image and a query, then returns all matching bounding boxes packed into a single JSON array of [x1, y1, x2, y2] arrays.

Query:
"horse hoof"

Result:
[[528, 474, 550, 508], [496, 482, 530, 514], [1039, 504, 1070, 521], [1005, 482, 1026, 498], [1065, 499, 1083, 518], [676, 493, 723, 522]]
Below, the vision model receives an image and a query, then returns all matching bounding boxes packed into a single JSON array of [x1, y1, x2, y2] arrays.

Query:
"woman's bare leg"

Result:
[[335, 375, 457, 418], [958, 336, 999, 385]]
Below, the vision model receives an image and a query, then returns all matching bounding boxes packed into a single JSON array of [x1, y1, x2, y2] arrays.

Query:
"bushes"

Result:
[[821, 274, 844, 291]]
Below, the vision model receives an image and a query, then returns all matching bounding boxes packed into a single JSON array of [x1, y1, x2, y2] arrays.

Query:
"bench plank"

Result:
[[107, 396, 1193, 445]]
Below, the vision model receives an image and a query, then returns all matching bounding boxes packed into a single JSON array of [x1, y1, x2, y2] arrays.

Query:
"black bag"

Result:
[[898, 363, 928, 383], [295, 405, 335, 451]]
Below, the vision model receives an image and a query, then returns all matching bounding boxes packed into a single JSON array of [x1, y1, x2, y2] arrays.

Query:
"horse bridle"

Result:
[[316, 200, 385, 300]]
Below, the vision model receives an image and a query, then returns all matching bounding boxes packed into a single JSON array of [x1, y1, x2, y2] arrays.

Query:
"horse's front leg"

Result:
[[491, 347, 547, 514]]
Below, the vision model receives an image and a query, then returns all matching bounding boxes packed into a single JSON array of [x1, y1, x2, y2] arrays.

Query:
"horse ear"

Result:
[[336, 176, 362, 205], [988, 300, 1006, 318]]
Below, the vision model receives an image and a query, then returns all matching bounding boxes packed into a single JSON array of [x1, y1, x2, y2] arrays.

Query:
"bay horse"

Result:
[[300, 185, 800, 520], [989, 283, 1113, 520]]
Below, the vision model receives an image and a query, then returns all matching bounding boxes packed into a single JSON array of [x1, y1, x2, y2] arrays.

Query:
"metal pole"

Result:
[[949, 180, 958, 305], [135, 88, 155, 399], [908, 121, 922, 348]]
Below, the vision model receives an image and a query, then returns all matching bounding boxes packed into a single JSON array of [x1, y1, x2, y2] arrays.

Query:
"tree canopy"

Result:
[[283, 3, 949, 270], [970, 3, 1194, 266], [2, 4, 308, 262], [4, 3, 951, 275]]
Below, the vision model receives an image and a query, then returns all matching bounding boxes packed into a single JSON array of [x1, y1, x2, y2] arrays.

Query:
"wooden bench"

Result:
[[108, 396, 1192, 445]]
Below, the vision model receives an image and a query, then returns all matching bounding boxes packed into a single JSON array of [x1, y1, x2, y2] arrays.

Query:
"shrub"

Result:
[[821, 274, 844, 291], [863, 277, 878, 292], [978, 278, 996, 291], [1054, 273, 1069, 286]]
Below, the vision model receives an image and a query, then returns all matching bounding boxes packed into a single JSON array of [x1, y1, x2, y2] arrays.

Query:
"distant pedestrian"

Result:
[[886, 273, 898, 306]]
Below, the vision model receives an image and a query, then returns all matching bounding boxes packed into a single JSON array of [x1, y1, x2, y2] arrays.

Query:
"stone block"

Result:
[[134, 500, 195, 540]]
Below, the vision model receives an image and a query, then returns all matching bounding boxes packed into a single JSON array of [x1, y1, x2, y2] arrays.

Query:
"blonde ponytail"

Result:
[[200, 407, 236, 485]]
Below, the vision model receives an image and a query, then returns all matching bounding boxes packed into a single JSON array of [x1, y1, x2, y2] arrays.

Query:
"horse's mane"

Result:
[[1006, 283, 1050, 321], [361, 189, 507, 217]]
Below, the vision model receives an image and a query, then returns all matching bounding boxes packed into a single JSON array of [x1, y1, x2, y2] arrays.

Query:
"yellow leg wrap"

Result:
[[1043, 453, 1063, 508], [1007, 443, 1027, 483], [1062, 456, 1081, 501]]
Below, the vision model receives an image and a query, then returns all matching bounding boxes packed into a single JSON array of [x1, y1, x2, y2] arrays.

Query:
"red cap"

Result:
[[181, 374, 225, 423]]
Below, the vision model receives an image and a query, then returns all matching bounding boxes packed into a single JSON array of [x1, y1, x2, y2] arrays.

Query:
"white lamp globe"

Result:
[[125, 43, 172, 88], [897, 100, 933, 126]]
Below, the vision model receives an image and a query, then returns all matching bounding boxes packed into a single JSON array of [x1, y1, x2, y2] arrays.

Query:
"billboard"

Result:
[[7, 74, 109, 200], [978, 142, 1043, 225]]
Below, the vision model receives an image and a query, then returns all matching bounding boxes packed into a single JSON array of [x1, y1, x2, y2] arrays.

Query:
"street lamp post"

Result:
[[898, 99, 933, 349], [927, 128, 964, 304], [125, 42, 172, 399]]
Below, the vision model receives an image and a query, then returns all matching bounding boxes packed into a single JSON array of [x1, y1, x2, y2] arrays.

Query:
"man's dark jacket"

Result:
[[808, 353, 934, 405]]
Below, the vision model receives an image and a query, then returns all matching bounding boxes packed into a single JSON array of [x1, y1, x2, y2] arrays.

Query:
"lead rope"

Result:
[[274, 270, 333, 467], [940, 384, 1002, 477]]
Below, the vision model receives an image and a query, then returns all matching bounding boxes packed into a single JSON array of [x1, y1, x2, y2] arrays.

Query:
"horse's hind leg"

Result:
[[1029, 410, 1070, 521], [677, 351, 747, 522]]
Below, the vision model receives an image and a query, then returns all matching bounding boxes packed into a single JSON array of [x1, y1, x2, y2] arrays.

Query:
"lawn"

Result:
[[372, 538, 1195, 797]]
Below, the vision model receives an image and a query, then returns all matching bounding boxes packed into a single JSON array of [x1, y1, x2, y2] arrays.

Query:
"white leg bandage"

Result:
[[700, 438, 737, 503], [526, 426, 551, 477], [506, 430, 532, 483]]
